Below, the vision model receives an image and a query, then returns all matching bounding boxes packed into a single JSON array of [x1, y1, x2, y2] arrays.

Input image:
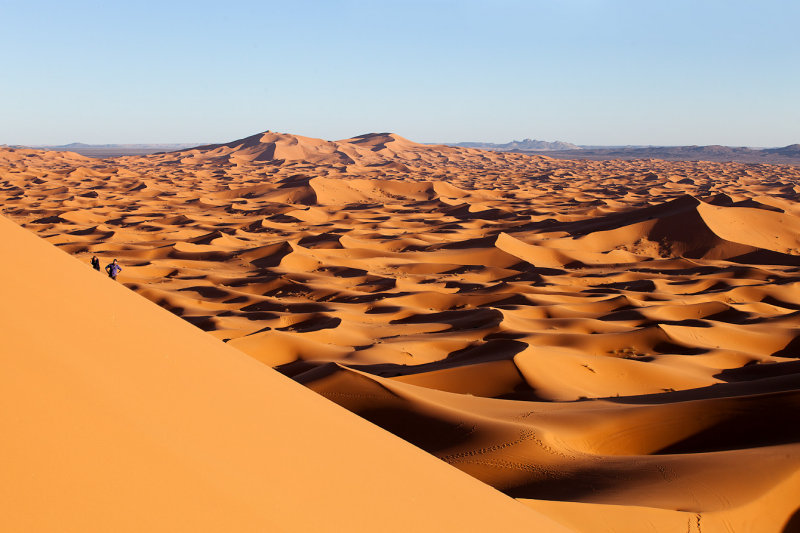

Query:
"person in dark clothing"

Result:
[[90, 255, 101, 271], [105, 259, 122, 280]]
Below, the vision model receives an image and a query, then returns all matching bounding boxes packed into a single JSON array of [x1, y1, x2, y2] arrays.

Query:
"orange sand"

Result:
[[0, 213, 573, 532], [2, 130, 800, 532]]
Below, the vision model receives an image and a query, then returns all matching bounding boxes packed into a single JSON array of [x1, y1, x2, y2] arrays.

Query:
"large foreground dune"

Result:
[[2, 130, 800, 532]]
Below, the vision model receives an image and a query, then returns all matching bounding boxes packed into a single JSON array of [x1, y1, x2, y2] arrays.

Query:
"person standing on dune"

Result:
[[90, 255, 100, 271], [105, 259, 122, 280]]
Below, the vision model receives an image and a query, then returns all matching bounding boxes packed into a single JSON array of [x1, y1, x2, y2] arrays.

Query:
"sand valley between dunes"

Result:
[[2, 131, 800, 532]]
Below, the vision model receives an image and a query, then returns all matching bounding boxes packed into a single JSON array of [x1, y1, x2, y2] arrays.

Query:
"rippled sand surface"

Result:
[[3, 131, 800, 532]]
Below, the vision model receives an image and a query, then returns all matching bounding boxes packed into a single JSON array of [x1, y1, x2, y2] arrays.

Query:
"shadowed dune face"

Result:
[[3, 132, 800, 531]]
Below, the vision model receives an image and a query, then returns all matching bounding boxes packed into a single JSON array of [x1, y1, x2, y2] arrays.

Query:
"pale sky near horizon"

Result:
[[2, 0, 798, 147]]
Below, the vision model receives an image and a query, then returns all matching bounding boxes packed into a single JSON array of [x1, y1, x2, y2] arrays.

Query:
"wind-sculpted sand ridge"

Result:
[[3, 130, 800, 532]]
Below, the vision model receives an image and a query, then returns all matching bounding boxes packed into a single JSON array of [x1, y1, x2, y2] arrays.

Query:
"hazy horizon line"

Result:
[[4, 133, 796, 151]]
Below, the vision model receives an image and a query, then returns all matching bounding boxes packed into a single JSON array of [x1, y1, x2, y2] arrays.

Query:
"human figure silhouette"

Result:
[[105, 259, 122, 280]]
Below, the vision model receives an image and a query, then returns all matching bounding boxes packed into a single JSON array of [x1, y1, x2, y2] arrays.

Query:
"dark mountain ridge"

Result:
[[451, 139, 580, 151], [451, 140, 800, 165]]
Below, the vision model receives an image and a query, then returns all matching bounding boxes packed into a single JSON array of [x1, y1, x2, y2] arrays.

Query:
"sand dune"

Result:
[[0, 214, 575, 532], [2, 131, 800, 532]]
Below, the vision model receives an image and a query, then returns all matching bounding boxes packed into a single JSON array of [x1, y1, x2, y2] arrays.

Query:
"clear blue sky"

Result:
[[2, 0, 798, 146]]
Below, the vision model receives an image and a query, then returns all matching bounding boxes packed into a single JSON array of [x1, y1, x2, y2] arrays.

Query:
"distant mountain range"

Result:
[[521, 144, 800, 165], [10, 143, 203, 157], [451, 139, 581, 151], [447, 140, 800, 165]]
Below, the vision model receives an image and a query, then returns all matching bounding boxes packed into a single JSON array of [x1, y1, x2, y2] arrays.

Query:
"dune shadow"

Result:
[[607, 373, 800, 405], [177, 285, 231, 299], [359, 407, 476, 454], [654, 391, 800, 454], [715, 360, 800, 382], [350, 339, 528, 379], [277, 315, 341, 333], [390, 307, 503, 331], [773, 335, 800, 358], [241, 300, 330, 313], [592, 279, 656, 292], [182, 315, 217, 331], [502, 465, 641, 501], [783, 507, 800, 533]]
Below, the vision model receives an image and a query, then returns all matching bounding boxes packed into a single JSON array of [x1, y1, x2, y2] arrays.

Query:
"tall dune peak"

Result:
[[343, 132, 417, 146], [195, 130, 329, 152]]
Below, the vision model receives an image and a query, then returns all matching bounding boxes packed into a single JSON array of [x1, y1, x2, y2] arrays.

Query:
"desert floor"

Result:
[[2, 131, 800, 532]]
